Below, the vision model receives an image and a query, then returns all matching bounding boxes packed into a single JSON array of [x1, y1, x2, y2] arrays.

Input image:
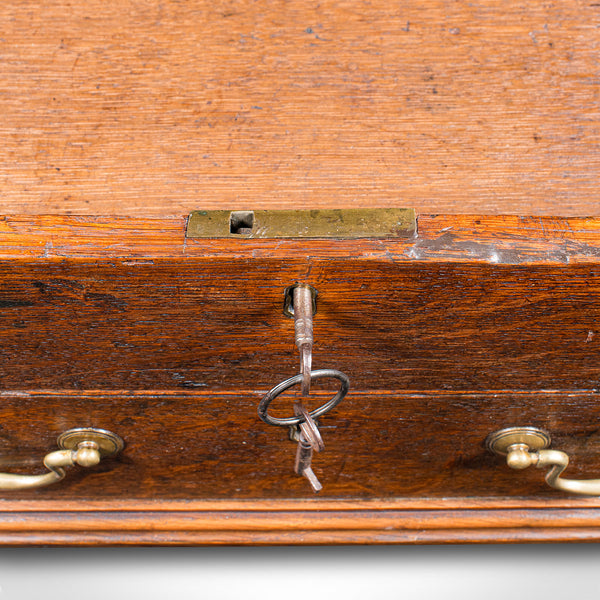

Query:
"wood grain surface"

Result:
[[0, 215, 599, 391], [2, 213, 600, 262], [0, 1, 598, 216], [0, 390, 599, 501], [0, 213, 600, 543], [1, 504, 600, 545], [0, 389, 599, 543], [1, 259, 600, 391]]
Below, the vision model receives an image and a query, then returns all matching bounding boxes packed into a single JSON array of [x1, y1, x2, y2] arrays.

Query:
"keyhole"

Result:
[[229, 211, 254, 235]]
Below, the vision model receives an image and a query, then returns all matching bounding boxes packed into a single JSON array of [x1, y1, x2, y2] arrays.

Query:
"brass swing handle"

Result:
[[0, 428, 123, 491], [487, 427, 600, 496]]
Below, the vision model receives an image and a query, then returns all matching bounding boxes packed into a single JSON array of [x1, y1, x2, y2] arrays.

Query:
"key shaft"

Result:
[[293, 285, 314, 396]]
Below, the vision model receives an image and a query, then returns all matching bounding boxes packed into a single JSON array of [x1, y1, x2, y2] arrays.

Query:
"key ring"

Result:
[[258, 369, 349, 427]]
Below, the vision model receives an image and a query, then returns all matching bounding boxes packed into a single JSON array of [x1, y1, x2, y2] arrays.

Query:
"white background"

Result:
[[0, 545, 598, 599]]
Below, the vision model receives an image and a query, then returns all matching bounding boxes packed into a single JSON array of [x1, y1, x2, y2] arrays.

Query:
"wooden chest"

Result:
[[0, 0, 599, 544]]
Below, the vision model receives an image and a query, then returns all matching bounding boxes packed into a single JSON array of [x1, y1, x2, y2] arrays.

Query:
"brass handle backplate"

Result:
[[486, 426, 600, 496], [0, 428, 123, 491]]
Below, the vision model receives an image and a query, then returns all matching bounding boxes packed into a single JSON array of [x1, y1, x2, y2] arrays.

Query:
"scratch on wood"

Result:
[[405, 231, 600, 264], [42, 240, 53, 258], [121, 260, 156, 266]]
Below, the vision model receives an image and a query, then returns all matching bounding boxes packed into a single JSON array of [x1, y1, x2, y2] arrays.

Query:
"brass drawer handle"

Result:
[[0, 428, 123, 491], [487, 426, 600, 496]]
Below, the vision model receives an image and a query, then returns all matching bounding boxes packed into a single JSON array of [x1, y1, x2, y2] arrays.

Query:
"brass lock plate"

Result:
[[186, 208, 416, 239]]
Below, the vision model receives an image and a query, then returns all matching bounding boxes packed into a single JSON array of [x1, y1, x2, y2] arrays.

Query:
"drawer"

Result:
[[2, 390, 600, 501]]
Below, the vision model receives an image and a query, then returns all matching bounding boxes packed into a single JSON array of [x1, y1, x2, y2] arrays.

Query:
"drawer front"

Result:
[[1, 390, 600, 501], [0, 260, 599, 392]]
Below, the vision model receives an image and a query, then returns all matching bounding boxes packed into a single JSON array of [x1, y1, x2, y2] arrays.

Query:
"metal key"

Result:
[[292, 403, 323, 493], [293, 285, 314, 396], [293, 403, 324, 451], [295, 432, 322, 493]]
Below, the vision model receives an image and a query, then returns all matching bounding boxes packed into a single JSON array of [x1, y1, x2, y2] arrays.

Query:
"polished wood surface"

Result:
[[0, 214, 598, 542], [2, 390, 600, 501], [2, 0, 600, 544], [0, 1, 598, 216], [2, 502, 600, 545], [0, 260, 599, 391], [2, 213, 600, 261], [0, 215, 599, 391]]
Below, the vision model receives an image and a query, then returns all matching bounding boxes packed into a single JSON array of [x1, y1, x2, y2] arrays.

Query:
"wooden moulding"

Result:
[[1, 213, 600, 262], [0, 214, 599, 544], [3, 501, 600, 545]]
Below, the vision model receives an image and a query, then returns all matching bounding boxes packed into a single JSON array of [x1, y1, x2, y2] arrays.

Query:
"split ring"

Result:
[[258, 369, 350, 427]]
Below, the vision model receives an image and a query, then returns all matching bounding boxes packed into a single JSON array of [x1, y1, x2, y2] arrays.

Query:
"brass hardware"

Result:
[[486, 427, 551, 457], [487, 426, 600, 496], [0, 427, 123, 491], [186, 208, 416, 239], [57, 427, 124, 455]]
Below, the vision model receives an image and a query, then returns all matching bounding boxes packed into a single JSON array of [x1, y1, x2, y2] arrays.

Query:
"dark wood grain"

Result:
[[0, 216, 599, 390], [0, 214, 599, 542], [0, 2, 598, 216], [1, 387, 600, 543], [0, 390, 599, 501]]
